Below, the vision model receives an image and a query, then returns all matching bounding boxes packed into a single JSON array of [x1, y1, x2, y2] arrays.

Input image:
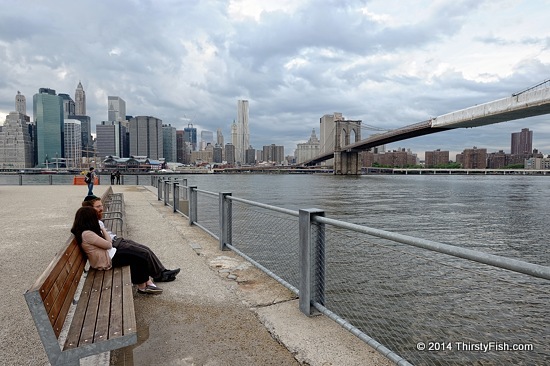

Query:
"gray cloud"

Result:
[[0, 0, 549, 160]]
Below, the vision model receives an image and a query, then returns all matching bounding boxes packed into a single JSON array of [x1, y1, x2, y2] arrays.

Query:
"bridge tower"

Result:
[[333, 119, 361, 175]]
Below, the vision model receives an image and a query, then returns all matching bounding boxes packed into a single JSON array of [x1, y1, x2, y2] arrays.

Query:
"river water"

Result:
[[3, 173, 549, 365]]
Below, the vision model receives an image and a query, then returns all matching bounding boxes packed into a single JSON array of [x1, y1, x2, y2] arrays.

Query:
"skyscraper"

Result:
[[184, 123, 197, 152], [511, 128, 533, 155], [129, 116, 163, 159], [236, 100, 250, 163], [33, 88, 64, 167], [216, 128, 224, 147], [75, 81, 86, 115], [108, 96, 127, 122], [0, 112, 34, 169], [96, 121, 127, 158], [59, 94, 75, 118], [15, 91, 26, 116], [163, 124, 177, 162], [200, 130, 214, 151], [64, 119, 82, 168]]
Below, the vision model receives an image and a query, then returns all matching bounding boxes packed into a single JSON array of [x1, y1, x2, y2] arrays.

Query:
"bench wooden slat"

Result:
[[109, 267, 124, 338], [64, 265, 96, 350], [121, 265, 137, 335], [95, 268, 114, 342], [79, 270, 104, 346]]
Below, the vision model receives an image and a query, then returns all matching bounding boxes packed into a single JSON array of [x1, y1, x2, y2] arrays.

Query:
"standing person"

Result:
[[82, 195, 180, 282], [115, 170, 121, 185], [85, 167, 96, 196], [71, 206, 163, 294], [110, 171, 115, 185]]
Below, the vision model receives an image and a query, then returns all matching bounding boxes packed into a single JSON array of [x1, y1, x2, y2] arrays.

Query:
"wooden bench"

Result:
[[102, 189, 125, 237], [25, 188, 136, 366]]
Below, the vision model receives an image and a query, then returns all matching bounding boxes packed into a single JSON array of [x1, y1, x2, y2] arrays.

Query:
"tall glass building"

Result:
[[33, 88, 64, 167], [184, 123, 197, 152]]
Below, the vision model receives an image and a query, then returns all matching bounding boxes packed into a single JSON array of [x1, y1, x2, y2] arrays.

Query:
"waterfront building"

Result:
[[294, 128, 320, 164], [236, 100, 250, 164], [69, 115, 92, 156], [108, 96, 127, 123], [74, 81, 86, 116], [245, 145, 256, 165], [459, 147, 487, 169], [15, 91, 27, 116], [525, 157, 550, 169], [0, 112, 34, 169], [362, 148, 417, 168], [424, 149, 449, 167], [213, 144, 223, 163], [190, 143, 214, 164], [262, 144, 284, 165], [176, 130, 186, 163], [486, 150, 508, 169], [64, 119, 82, 168], [511, 128, 533, 155], [163, 124, 177, 162], [184, 123, 197, 152], [225, 143, 235, 165], [33, 88, 64, 167], [96, 121, 128, 158], [129, 116, 163, 159]]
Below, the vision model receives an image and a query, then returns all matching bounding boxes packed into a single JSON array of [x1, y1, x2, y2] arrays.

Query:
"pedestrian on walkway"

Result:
[[115, 170, 121, 185], [82, 195, 180, 285], [110, 172, 115, 185], [85, 167, 96, 196]]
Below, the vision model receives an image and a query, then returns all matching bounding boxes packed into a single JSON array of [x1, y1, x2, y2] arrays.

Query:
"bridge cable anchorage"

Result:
[[512, 78, 550, 97]]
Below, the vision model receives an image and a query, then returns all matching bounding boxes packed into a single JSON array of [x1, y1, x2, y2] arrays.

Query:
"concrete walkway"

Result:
[[2, 184, 392, 366]]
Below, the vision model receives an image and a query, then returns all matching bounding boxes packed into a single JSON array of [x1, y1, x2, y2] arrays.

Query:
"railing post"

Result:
[[164, 180, 170, 205], [188, 186, 197, 225], [157, 178, 162, 200], [299, 208, 326, 316], [219, 192, 232, 251], [173, 182, 179, 212]]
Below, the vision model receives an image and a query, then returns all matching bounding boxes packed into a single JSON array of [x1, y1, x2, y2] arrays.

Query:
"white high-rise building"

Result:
[[15, 91, 26, 115], [108, 96, 127, 123], [236, 100, 250, 163], [64, 119, 82, 168]]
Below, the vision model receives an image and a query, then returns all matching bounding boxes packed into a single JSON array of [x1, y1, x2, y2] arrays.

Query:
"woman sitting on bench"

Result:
[[71, 206, 165, 294]]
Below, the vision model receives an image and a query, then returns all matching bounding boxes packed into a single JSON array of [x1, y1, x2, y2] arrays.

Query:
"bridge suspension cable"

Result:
[[512, 78, 550, 97]]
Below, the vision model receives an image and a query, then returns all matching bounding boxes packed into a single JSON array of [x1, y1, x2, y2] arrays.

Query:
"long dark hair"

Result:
[[71, 206, 104, 244]]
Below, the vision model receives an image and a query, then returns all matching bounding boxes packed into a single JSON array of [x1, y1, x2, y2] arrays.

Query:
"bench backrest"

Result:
[[25, 236, 86, 338]]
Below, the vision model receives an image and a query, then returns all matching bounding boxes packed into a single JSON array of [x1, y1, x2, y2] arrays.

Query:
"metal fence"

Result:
[[153, 177, 550, 366]]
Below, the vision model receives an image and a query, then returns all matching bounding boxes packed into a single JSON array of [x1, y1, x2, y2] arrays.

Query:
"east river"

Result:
[[2, 172, 549, 365]]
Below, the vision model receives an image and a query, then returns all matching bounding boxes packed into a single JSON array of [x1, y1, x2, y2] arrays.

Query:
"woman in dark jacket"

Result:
[[71, 206, 163, 294]]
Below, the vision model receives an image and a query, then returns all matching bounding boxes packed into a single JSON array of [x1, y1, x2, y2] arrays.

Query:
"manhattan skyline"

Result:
[[1, 1, 549, 159]]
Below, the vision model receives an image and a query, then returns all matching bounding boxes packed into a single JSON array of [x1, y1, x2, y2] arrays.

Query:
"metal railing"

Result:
[[153, 178, 550, 365]]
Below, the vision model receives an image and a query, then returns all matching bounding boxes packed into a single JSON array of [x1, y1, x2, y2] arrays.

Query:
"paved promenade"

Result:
[[1, 184, 392, 366]]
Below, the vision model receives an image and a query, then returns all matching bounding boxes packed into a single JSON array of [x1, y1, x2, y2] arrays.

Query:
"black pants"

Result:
[[111, 238, 166, 284]]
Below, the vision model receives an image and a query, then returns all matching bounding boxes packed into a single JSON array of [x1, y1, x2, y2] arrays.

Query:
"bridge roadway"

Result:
[[303, 86, 550, 165], [4, 185, 391, 366]]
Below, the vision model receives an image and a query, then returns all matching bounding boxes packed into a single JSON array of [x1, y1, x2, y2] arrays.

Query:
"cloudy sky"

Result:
[[1, 0, 549, 160]]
